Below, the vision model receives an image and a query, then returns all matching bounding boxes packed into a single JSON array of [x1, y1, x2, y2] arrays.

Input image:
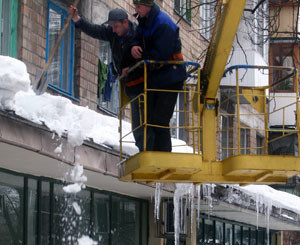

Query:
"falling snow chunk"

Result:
[[77, 235, 97, 245], [54, 143, 63, 154], [72, 202, 82, 215], [63, 183, 82, 194]]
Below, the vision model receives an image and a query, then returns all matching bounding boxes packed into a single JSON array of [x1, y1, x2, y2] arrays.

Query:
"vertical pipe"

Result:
[[23, 177, 28, 245], [143, 62, 148, 151], [118, 81, 122, 161], [295, 69, 300, 157], [236, 69, 241, 155], [198, 67, 201, 154], [264, 75, 269, 155]]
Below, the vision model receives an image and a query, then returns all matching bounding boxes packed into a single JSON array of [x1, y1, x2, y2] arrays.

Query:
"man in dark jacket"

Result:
[[68, 6, 145, 152], [131, 0, 187, 152]]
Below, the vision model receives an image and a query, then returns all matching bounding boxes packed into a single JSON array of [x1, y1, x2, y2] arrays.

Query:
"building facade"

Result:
[[1, 0, 300, 244]]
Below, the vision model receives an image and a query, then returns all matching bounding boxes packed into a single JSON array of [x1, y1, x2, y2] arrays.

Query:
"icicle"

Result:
[[173, 183, 194, 245], [154, 183, 162, 220], [190, 184, 195, 236], [266, 199, 272, 245], [196, 185, 201, 228], [256, 193, 259, 230]]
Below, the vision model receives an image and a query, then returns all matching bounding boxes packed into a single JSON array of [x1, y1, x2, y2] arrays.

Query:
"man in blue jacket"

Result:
[[131, 0, 187, 152], [69, 6, 145, 152]]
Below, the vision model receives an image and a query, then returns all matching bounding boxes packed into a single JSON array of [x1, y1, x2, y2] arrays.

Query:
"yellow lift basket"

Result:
[[118, 62, 300, 185]]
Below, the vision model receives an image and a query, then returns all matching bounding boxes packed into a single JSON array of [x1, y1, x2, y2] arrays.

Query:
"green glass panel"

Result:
[[9, 0, 18, 57], [111, 196, 139, 245], [0, 171, 24, 244], [27, 179, 37, 245], [93, 193, 109, 244]]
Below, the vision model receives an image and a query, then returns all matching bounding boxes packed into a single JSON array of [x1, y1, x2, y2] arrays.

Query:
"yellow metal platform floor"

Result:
[[119, 151, 300, 184]]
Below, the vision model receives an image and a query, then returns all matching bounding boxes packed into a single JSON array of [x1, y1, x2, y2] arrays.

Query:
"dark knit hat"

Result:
[[133, 0, 154, 6], [104, 9, 128, 25]]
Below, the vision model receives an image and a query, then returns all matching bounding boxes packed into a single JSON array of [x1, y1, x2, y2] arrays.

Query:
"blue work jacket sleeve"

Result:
[[75, 18, 113, 42], [142, 24, 177, 61]]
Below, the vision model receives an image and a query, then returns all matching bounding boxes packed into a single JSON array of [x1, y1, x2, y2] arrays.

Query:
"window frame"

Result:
[[0, 0, 18, 57], [46, 1, 76, 99], [199, 0, 215, 40], [269, 42, 297, 93], [174, 0, 192, 23]]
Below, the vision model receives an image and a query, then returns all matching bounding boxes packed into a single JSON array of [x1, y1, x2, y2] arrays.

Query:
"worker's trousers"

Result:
[[146, 82, 183, 152]]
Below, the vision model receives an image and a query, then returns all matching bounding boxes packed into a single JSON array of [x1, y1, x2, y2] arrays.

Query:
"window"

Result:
[[199, 0, 216, 40], [46, 1, 75, 96], [234, 225, 242, 245], [225, 224, 233, 245], [243, 227, 250, 245], [240, 128, 250, 154], [0, 171, 24, 244], [171, 93, 185, 140], [204, 219, 214, 243], [0, 0, 18, 57], [0, 169, 148, 244], [221, 115, 230, 159], [254, 1, 268, 59], [270, 43, 295, 92], [256, 134, 264, 155], [174, 0, 191, 23], [98, 40, 119, 115], [215, 221, 224, 244]]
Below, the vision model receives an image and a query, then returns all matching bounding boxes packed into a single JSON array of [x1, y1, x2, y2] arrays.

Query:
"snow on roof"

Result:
[[1, 55, 300, 217]]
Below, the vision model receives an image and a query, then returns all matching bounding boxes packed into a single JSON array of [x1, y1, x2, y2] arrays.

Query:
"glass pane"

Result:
[[98, 40, 119, 114], [197, 218, 204, 243], [272, 43, 294, 91], [93, 193, 109, 244], [258, 229, 265, 245], [1, 0, 10, 55], [53, 184, 91, 244], [27, 179, 37, 245], [234, 225, 241, 245], [250, 228, 257, 245], [0, 171, 24, 244], [47, 8, 62, 88], [111, 196, 139, 245], [141, 202, 148, 245], [41, 182, 50, 245], [225, 224, 233, 245], [215, 221, 224, 244], [204, 219, 214, 243], [243, 227, 250, 245]]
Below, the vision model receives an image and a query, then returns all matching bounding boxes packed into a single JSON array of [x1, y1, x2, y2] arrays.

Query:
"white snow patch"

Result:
[[77, 235, 97, 245], [72, 202, 82, 215]]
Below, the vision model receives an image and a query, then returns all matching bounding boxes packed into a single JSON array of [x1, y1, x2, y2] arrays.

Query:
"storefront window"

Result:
[[111, 196, 140, 245], [204, 219, 214, 243], [0, 171, 24, 244], [234, 225, 242, 245], [243, 227, 250, 245], [94, 193, 110, 244], [27, 179, 37, 245], [216, 221, 224, 244], [225, 223, 233, 245]]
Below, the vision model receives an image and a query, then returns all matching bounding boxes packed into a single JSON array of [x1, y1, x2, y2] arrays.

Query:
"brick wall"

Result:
[[19, 0, 47, 81], [18, 0, 205, 111]]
